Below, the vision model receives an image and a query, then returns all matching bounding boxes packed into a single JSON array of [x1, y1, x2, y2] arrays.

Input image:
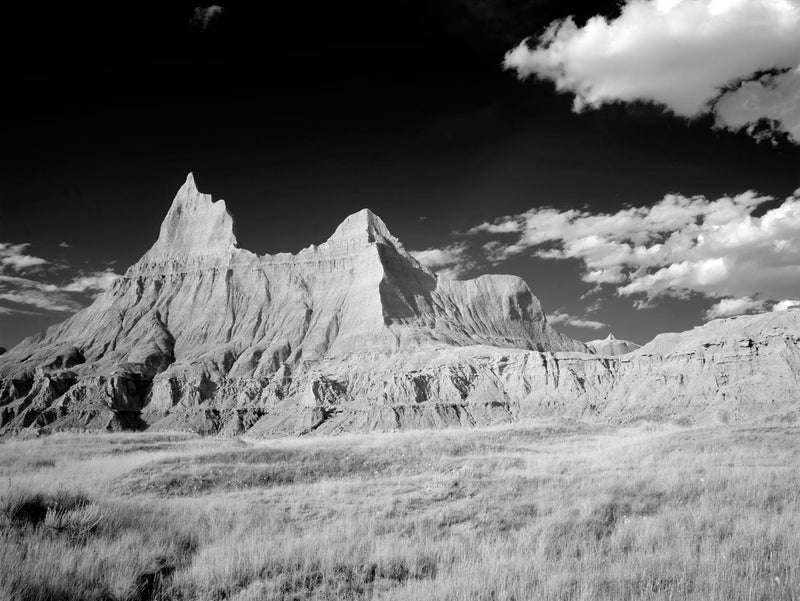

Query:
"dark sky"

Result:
[[1, 1, 798, 349]]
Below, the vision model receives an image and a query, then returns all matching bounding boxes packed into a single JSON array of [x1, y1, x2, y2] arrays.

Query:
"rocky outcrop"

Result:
[[1, 174, 799, 436], [0, 174, 586, 435], [610, 310, 800, 423], [232, 308, 800, 434], [587, 333, 640, 356]]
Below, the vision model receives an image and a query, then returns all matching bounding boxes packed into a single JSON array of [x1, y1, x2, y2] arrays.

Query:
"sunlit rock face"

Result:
[[0, 174, 590, 435], [609, 310, 800, 422], [587, 333, 640, 356], [2, 175, 799, 436]]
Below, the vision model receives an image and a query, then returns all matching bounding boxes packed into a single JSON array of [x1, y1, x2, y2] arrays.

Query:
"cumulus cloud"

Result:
[[410, 244, 470, 279], [705, 296, 765, 319], [504, 0, 800, 143], [714, 67, 800, 144], [546, 309, 606, 330], [190, 5, 224, 29], [0, 242, 49, 272], [460, 188, 800, 311], [774, 299, 800, 311]]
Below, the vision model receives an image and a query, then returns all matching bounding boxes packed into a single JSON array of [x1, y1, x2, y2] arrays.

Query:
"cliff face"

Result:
[[2, 175, 798, 436], [241, 308, 800, 435], [611, 311, 800, 422], [0, 174, 589, 435]]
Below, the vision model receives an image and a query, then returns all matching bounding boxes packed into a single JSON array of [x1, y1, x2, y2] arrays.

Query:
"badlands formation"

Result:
[[587, 333, 640, 356], [1, 174, 799, 436]]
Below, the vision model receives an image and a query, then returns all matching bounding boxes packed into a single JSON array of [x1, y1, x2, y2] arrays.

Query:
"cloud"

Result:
[[714, 67, 800, 144], [58, 242, 71, 248], [706, 295, 800, 319], [190, 5, 224, 29], [504, 0, 800, 143], [0, 270, 121, 314], [410, 244, 470, 279], [61, 270, 120, 294], [0, 306, 44, 316], [705, 296, 765, 319], [774, 299, 800, 311], [460, 188, 800, 309], [0, 276, 79, 313], [546, 309, 606, 329], [0, 242, 49, 272], [468, 219, 524, 235], [0, 242, 120, 315]]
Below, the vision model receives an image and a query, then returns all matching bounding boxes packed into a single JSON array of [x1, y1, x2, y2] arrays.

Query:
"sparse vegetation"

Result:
[[1, 422, 799, 600]]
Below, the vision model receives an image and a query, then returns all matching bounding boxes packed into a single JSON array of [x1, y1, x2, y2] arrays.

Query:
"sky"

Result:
[[1, 1, 799, 349]]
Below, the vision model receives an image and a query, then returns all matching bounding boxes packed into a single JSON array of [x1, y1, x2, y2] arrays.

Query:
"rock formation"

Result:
[[1, 174, 799, 436], [587, 333, 640, 356]]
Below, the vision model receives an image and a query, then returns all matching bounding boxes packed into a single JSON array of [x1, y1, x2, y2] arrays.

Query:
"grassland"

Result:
[[1, 420, 799, 601]]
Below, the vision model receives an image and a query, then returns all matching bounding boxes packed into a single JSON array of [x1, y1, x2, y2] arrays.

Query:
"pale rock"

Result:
[[1, 174, 799, 435], [587, 333, 641, 356]]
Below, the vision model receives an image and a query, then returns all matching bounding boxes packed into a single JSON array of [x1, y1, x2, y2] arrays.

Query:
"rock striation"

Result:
[[587, 333, 640, 356], [1, 174, 799, 436]]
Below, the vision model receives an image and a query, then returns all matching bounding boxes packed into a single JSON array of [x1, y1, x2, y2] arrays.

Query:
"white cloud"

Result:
[[410, 244, 470, 279], [61, 270, 120, 294], [0, 306, 43, 316], [0, 277, 79, 313], [467, 219, 524, 235], [504, 0, 800, 143], [773, 299, 800, 311], [705, 296, 765, 319], [714, 67, 800, 143], [461, 189, 800, 309], [547, 309, 607, 329], [190, 5, 224, 29], [0, 270, 121, 314], [0, 242, 120, 315], [0, 242, 49, 272]]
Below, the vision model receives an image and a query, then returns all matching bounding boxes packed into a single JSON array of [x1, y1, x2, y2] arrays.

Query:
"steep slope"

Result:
[[605, 310, 800, 422], [0, 174, 587, 434], [248, 309, 800, 435], [587, 333, 641, 356], [2, 174, 799, 436]]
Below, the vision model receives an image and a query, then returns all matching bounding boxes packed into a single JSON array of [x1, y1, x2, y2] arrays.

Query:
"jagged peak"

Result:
[[325, 208, 396, 246], [315, 208, 434, 276], [141, 172, 237, 261], [184, 171, 197, 189], [587, 332, 641, 356], [135, 179, 428, 277]]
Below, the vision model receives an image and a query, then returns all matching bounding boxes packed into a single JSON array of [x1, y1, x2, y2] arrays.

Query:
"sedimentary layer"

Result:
[[2, 174, 798, 435]]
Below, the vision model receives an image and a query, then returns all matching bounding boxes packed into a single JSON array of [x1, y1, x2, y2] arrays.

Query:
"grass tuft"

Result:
[[1, 487, 91, 527]]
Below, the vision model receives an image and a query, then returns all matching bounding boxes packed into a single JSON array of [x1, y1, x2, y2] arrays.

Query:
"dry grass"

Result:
[[1, 420, 799, 600]]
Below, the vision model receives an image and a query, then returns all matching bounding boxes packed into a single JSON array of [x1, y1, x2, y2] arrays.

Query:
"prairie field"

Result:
[[1, 420, 799, 601]]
